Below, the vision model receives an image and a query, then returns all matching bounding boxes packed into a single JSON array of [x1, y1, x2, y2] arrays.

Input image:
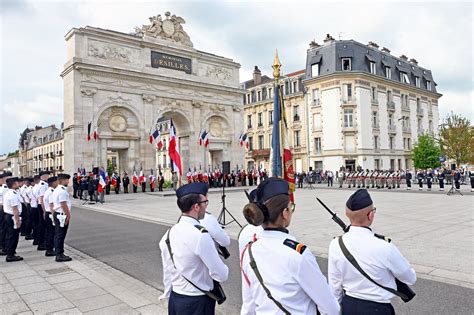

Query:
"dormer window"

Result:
[[415, 77, 421, 88], [400, 72, 410, 84], [385, 67, 391, 79], [370, 62, 376, 74], [342, 58, 351, 71], [426, 80, 432, 91], [311, 63, 319, 77]]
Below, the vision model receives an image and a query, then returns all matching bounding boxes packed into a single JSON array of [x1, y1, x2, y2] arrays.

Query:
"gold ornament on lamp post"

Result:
[[272, 49, 281, 83]]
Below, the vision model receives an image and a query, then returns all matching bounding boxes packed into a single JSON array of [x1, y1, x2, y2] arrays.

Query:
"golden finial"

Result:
[[272, 49, 281, 82]]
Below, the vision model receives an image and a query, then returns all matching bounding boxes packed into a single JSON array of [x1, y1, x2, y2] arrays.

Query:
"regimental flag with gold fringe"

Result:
[[270, 51, 295, 201]]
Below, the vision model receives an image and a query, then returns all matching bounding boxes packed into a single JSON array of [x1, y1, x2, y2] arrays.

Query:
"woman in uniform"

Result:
[[240, 178, 340, 315]]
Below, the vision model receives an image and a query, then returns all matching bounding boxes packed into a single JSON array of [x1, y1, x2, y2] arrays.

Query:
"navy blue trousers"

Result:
[[169, 291, 215, 315], [342, 295, 395, 315]]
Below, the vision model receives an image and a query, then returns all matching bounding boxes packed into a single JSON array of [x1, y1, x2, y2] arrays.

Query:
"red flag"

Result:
[[93, 127, 98, 141], [87, 121, 92, 141], [168, 120, 182, 176]]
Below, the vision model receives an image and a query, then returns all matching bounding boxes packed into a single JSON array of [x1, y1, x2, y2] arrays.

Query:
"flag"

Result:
[[240, 133, 249, 149], [168, 119, 182, 176], [149, 169, 156, 189], [271, 75, 295, 201], [98, 168, 106, 193], [149, 129, 154, 144], [139, 167, 145, 184], [200, 130, 209, 148], [111, 174, 117, 187], [239, 133, 244, 147], [93, 127, 98, 141], [132, 167, 138, 186], [156, 133, 163, 150], [87, 121, 92, 141]]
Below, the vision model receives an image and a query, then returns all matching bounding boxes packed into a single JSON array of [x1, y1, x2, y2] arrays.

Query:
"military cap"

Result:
[[176, 182, 209, 199], [57, 173, 71, 180], [0, 173, 8, 179], [33, 175, 40, 181], [248, 177, 289, 204], [25, 177, 33, 182], [47, 176, 58, 184], [6, 177, 20, 185], [39, 171, 51, 176], [346, 189, 373, 211]]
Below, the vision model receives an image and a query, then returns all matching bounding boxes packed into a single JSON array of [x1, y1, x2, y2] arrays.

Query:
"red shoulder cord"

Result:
[[240, 233, 258, 286]]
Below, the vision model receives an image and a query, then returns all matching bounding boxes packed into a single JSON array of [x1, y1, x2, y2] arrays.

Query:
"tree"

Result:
[[438, 112, 474, 167], [412, 134, 441, 169]]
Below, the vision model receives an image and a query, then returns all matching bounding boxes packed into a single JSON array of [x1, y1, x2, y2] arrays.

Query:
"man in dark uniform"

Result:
[[454, 169, 461, 191], [115, 173, 121, 194], [426, 169, 433, 191], [417, 169, 425, 190], [72, 173, 79, 199], [438, 168, 446, 191], [123, 173, 130, 193], [3, 177, 24, 262], [469, 169, 474, 192], [405, 169, 412, 190]]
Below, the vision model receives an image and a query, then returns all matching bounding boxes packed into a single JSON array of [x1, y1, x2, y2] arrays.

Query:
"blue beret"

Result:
[[57, 173, 71, 180], [346, 189, 373, 211], [47, 176, 58, 184], [248, 177, 289, 204], [6, 177, 20, 185], [39, 171, 51, 176], [176, 182, 209, 199]]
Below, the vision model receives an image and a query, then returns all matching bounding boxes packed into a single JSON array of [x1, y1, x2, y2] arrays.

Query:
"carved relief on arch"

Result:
[[97, 106, 140, 138], [203, 114, 231, 138]]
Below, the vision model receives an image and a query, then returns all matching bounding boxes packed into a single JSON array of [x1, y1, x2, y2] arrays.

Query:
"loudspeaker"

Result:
[[451, 164, 456, 171], [93, 167, 99, 175], [222, 161, 231, 174]]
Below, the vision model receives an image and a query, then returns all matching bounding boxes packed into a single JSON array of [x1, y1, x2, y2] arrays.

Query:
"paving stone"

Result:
[[0, 300, 30, 314], [105, 285, 152, 308], [136, 302, 168, 315], [84, 303, 139, 315], [29, 297, 75, 314], [51, 308, 83, 315], [73, 293, 121, 312], [0, 283, 14, 294], [0, 291, 21, 304], [10, 275, 45, 287], [46, 272, 84, 284], [22, 288, 64, 305], [53, 278, 95, 291], [15, 281, 53, 295], [61, 285, 107, 302], [78, 269, 116, 288], [4, 269, 38, 280]]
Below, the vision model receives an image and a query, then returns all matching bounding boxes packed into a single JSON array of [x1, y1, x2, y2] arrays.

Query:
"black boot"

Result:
[[56, 254, 72, 262]]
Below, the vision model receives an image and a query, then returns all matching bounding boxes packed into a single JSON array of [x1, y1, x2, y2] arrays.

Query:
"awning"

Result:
[[365, 54, 376, 62]]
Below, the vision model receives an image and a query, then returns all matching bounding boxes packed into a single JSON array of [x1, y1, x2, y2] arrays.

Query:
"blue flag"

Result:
[[272, 84, 282, 177]]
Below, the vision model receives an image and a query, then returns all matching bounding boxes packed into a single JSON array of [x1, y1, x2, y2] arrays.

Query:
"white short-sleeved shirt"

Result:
[[200, 212, 231, 247], [53, 185, 71, 213], [38, 180, 48, 197], [0, 183, 8, 206], [43, 187, 55, 213], [20, 185, 30, 203], [328, 226, 417, 304], [3, 189, 22, 215], [29, 184, 38, 207], [240, 229, 340, 315]]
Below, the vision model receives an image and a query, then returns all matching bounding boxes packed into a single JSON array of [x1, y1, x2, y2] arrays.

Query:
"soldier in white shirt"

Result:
[[0, 172, 13, 255], [240, 178, 340, 315], [159, 182, 229, 315], [22, 178, 34, 240], [200, 211, 231, 259], [43, 176, 58, 257], [3, 177, 23, 262], [52, 173, 72, 262], [328, 189, 416, 314], [32, 171, 49, 249]]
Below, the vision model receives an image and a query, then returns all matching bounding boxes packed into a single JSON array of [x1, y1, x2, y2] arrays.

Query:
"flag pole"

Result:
[[272, 49, 282, 178]]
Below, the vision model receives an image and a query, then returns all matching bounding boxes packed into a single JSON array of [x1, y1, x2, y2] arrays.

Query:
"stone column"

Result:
[[80, 88, 97, 171], [142, 94, 156, 173], [192, 100, 202, 170]]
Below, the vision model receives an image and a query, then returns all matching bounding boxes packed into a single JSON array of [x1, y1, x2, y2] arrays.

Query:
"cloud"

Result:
[[0, 94, 63, 153]]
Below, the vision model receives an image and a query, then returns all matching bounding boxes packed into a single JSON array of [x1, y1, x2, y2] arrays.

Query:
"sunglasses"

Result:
[[196, 200, 209, 206], [288, 203, 296, 213]]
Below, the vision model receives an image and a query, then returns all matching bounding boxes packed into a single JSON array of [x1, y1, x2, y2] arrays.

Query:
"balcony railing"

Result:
[[293, 115, 300, 122], [417, 108, 424, 116], [312, 99, 321, 107], [428, 110, 433, 117], [387, 101, 395, 111], [257, 123, 263, 127], [342, 123, 358, 132], [388, 125, 397, 133], [403, 126, 411, 133], [341, 97, 357, 106], [372, 123, 380, 129], [401, 104, 410, 111], [371, 98, 379, 105]]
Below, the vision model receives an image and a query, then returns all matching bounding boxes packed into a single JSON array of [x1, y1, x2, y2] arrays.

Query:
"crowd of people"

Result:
[[185, 168, 269, 188], [0, 171, 73, 263], [296, 167, 474, 192]]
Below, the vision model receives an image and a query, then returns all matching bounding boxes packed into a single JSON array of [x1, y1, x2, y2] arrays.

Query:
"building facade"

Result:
[[61, 12, 244, 179], [242, 67, 308, 173], [304, 36, 441, 171], [18, 124, 65, 176]]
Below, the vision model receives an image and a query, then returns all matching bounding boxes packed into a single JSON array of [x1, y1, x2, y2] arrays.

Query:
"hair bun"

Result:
[[243, 203, 264, 226]]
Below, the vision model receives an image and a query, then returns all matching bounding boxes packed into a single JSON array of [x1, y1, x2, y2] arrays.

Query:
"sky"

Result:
[[0, 0, 472, 155]]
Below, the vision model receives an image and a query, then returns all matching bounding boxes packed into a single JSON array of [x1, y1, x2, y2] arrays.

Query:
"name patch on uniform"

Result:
[[194, 225, 208, 233], [283, 239, 307, 254]]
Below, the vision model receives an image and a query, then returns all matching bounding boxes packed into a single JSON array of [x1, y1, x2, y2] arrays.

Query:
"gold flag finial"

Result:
[[272, 49, 281, 82]]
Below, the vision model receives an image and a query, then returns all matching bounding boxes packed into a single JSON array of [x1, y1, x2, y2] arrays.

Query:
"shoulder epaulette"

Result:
[[61, 186, 66, 190], [194, 225, 208, 233], [41, 182, 45, 185], [50, 188, 54, 192], [13, 191, 17, 194], [283, 238, 307, 254], [374, 233, 391, 243]]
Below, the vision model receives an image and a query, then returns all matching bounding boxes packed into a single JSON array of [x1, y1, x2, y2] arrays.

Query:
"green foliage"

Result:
[[7, 150, 19, 157], [106, 159, 113, 177], [412, 134, 441, 169], [438, 112, 474, 166], [163, 180, 172, 189]]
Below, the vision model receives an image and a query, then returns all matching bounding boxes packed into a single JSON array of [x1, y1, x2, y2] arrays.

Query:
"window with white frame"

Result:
[[389, 136, 394, 150], [342, 58, 351, 71], [343, 83, 352, 101], [311, 63, 320, 77], [372, 86, 377, 101], [257, 90, 261, 102], [292, 81, 298, 93], [294, 130, 301, 147], [294, 105, 300, 121], [417, 118, 422, 132], [269, 111, 273, 125], [426, 80, 432, 91], [247, 94, 250, 104], [374, 135, 379, 149], [314, 137, 322, 153], [247, 114, 252, 128], [370, 62, 376, 74], [268, 87, 273, 98], [258, 135, 264, 149], [385, 67, 391, 79], [372, 111, 378, 127], [400, 72, 410, 84], [344, 109, 354, 127], [415, 77, 421, 88], [258, 112, 263, 126], [429, 120, 433, 133], [312, 88, 320, 105], [388, 113, 393, 126]]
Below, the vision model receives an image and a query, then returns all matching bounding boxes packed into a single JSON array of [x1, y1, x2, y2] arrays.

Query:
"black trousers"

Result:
[[53, 213, 69, 255], [0, 206, 6, 250], [328, 177, 333, 187], [4, 214, 20, 256], [439, 179, 444, 189], [35, 205, 45, 245], [141, 183, 146, 192], [22, 203, 33, 237], [341, 295, 395, 315], [168, 291, 215, 315], [470, 178, 474, 189], [455, 180, 460, 189], [44, 213, 55, 251], [133, 185, 137, 193], [73, 186, 78, 198], [406, 180, 411, 188], [427, 178, 432, 189], [123, 185, 129, 193], [418, 179, 423, 188]]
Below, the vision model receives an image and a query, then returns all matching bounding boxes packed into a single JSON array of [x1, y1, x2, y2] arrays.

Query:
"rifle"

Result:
[[316, 197, 416, 303]]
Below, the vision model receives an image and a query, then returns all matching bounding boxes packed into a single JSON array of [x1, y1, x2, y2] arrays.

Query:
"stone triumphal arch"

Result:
[[62, 12, 244, 177]]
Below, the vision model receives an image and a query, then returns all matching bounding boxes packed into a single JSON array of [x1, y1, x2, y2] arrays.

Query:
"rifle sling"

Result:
[[247, 241, 291, 315], [337, 236, 409, 301]]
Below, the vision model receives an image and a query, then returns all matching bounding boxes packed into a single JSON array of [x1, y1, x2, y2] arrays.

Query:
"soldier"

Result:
[[24, 178, 35, 240], [356, 171, 362, 189], [171, 171, 178, 191], [42, 176, 58, 257], [0, 172, 13, 255], [240, 178, 340, 314], [158, 171, 165, 191], [114, 172, 121, 194], [72, 173, 79, 199], [187, 169, 192, 184], [35, 171, 50, 250], [417, 169, 425, 190], [159, 182, 229, 314], [426, 169, 433, 191], [18, 178, 29, 237], [369, 170, 375, 189], [469, 169, 474, 192], [395, 170, 401, 188], [3, 177, 24, 262], [438, 168, 446, 191], [347, 171, 352, 188], [122, 173, 130, 193], [52, 173, 73, 262], [338, 169, 344, 188], [406, 169, 412, 190], [454, 169, 461, 191], [328, 189, 416, 314]]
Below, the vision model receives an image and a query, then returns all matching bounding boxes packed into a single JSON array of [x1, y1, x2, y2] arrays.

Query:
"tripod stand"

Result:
[[217, 183, 242, 228], [447, 181, 463, 196]]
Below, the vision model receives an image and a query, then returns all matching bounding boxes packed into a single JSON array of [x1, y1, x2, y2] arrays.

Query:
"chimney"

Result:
[[399, 54, 408, 61], [253, 66, 261, 85], [368, 41, 379, 49], [409, 58, 418, 65], [323, 34, 335, 44], [309, 40, 320, 49], [381, 47, 391, 53]]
